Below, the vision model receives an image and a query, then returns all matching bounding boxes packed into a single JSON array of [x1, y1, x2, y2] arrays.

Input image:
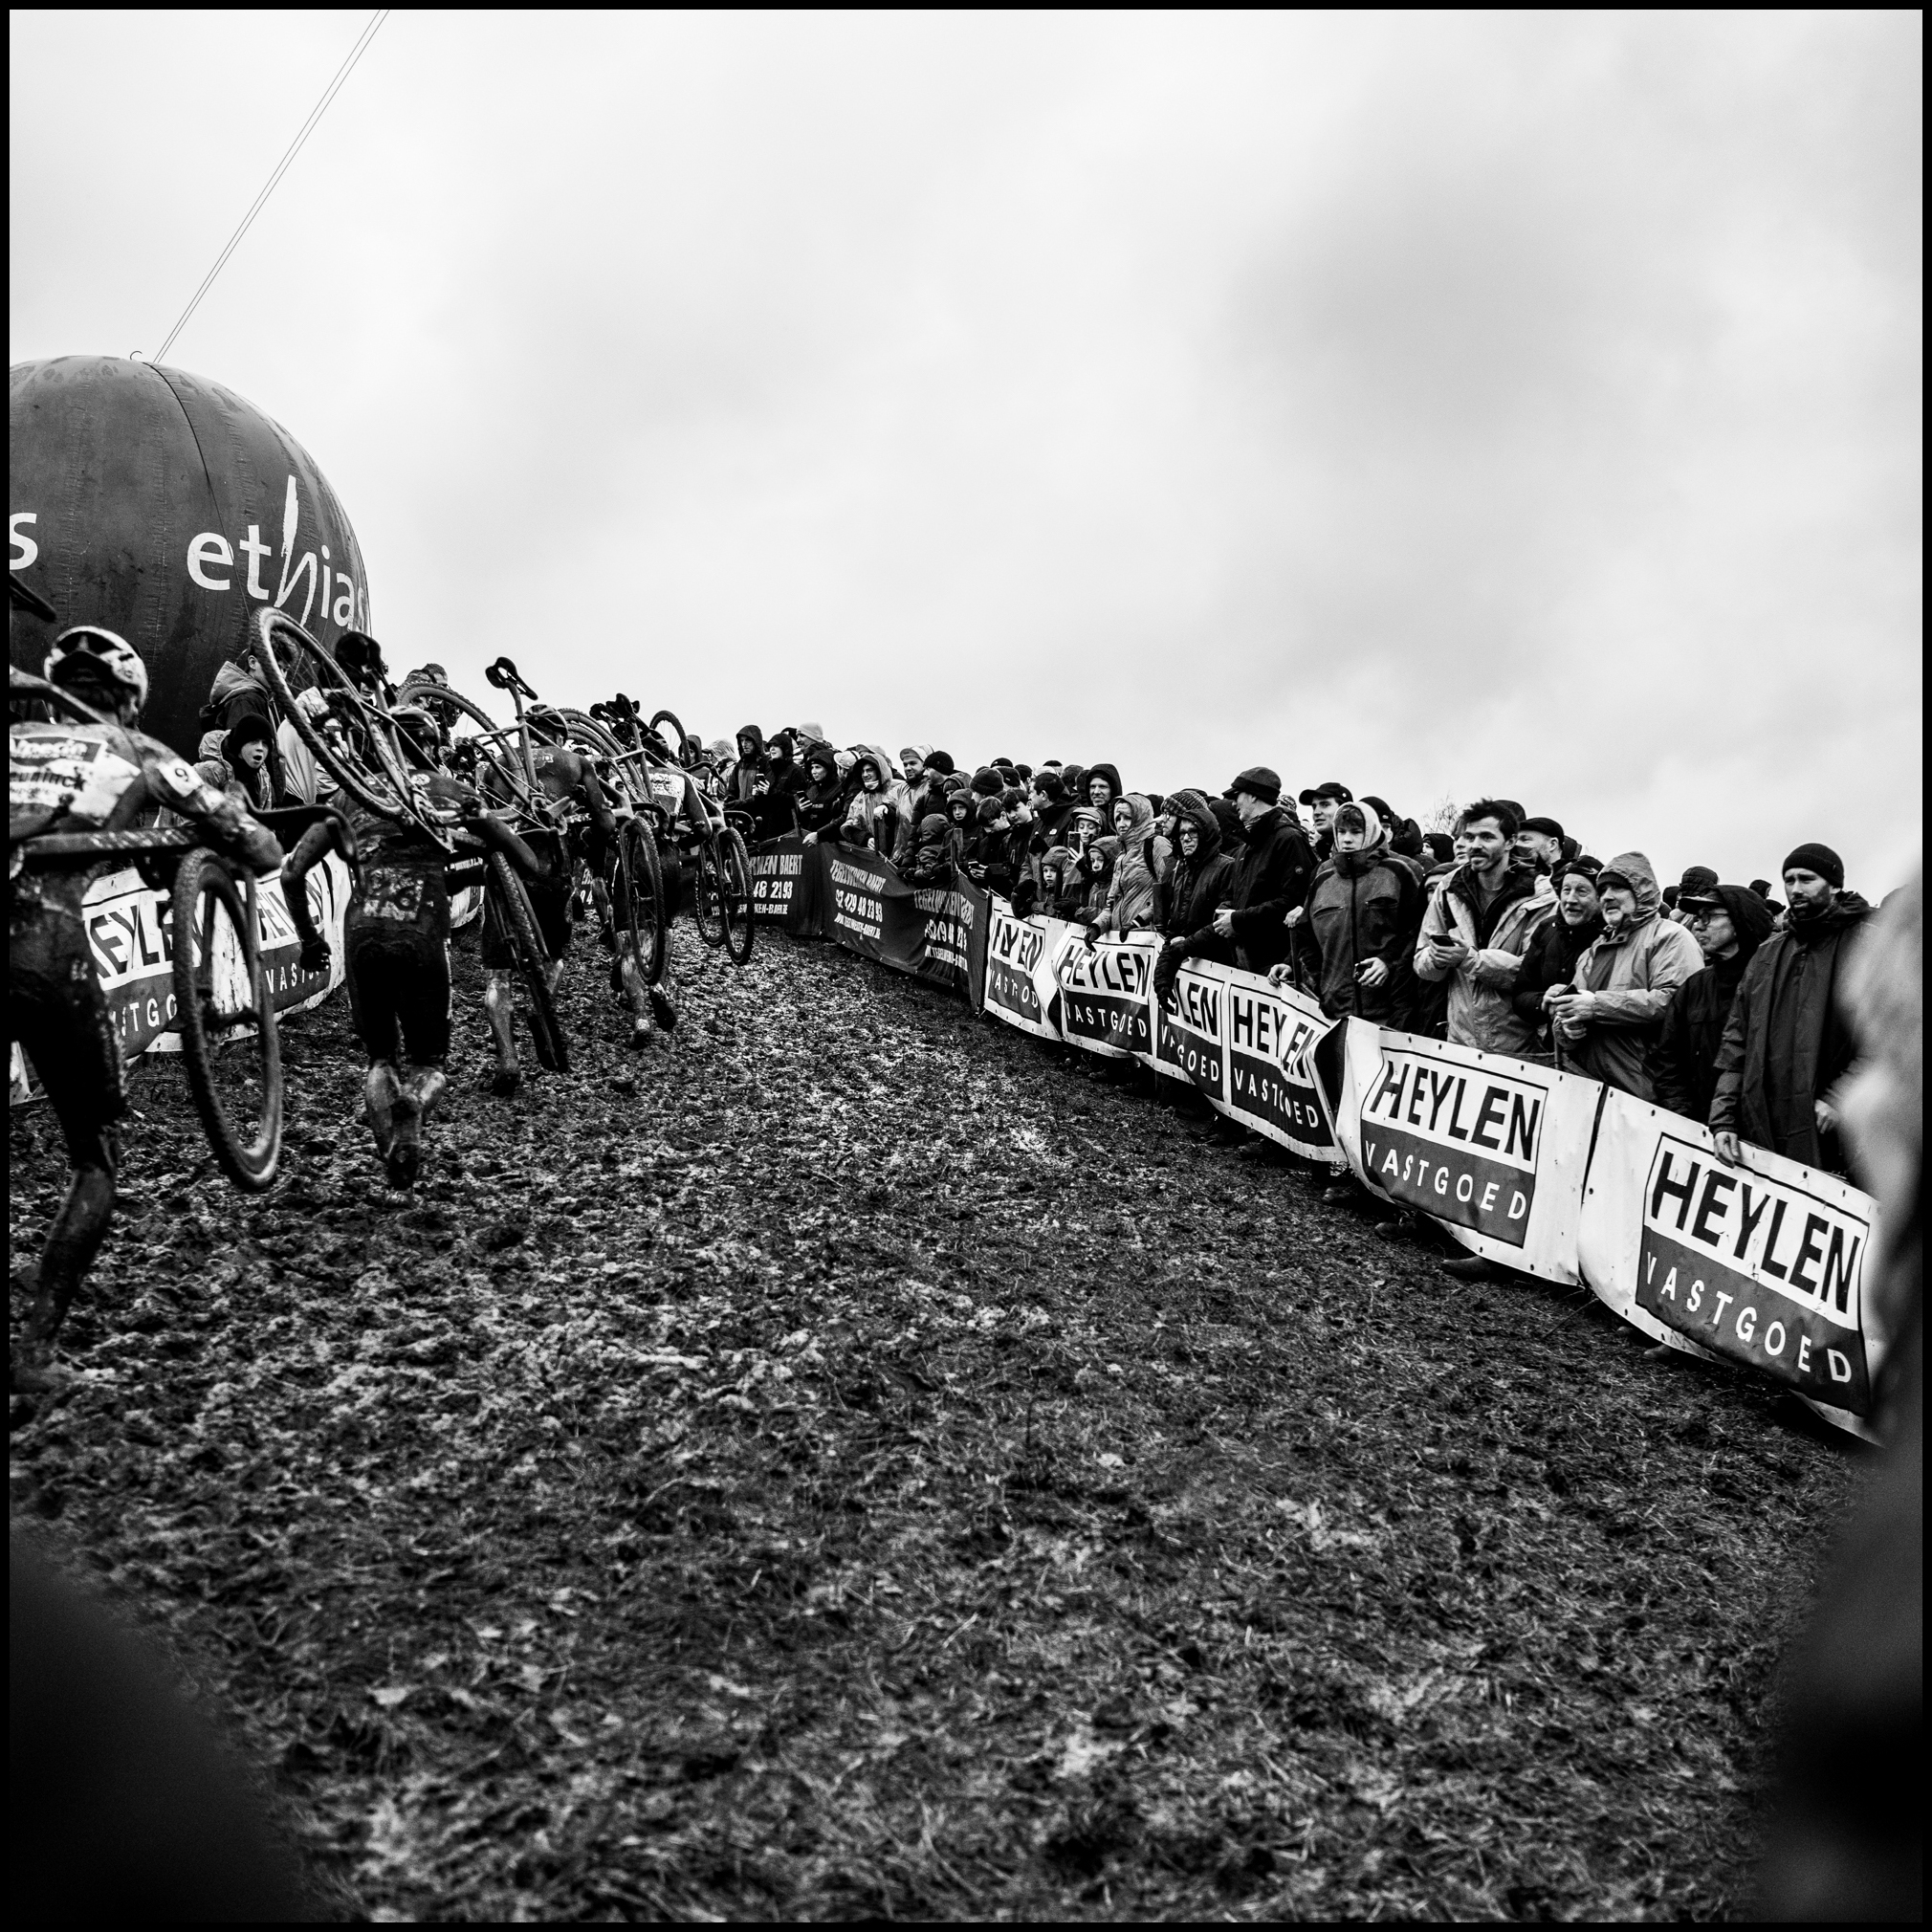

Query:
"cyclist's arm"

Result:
[[145, 749, 284, 874], [579, 764, 618, 841], [464, 812, 547, 880], [280, 818, 348, 970]]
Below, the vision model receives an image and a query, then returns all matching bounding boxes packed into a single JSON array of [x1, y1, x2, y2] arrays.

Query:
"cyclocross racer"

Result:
[[280, 712, 547, 1185], [10, 606, 282, 1384]]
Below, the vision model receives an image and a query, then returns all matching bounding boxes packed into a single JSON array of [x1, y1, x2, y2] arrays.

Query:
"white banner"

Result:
[[1578, 1090, 1887, 1433], [11, 852, 351, 1106], [1215, 970, 1344, 1166], [1153, 956, 1228, 1102], [984, 903, 1068, 1041], [1052, 931, 1156, 1061], [1333, 1021, 1602, 1283]]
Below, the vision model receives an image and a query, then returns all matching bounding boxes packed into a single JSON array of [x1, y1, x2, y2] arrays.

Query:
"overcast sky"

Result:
[[11, 10, 1922, 889]]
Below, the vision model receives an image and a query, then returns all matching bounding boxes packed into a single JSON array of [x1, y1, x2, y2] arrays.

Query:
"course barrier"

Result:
[[10, 852, 352, 1106], [757, 856, 1885, 1442]]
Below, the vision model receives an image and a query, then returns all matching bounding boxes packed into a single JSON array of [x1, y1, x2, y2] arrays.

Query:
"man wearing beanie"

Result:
[[1710, 842, 1873, 1174]]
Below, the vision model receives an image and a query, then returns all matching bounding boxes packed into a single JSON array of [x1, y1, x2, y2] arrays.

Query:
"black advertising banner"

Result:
[[1154, 959, 1228, 1102], [1334, 1022, 1599, 1282], [1218, 972, 1344, 1165], [819, 847, 988, 1000], [749, 836, 821, 934], [1053, 933, 1155, 1059], [1579, 1093, 1884, 1420]]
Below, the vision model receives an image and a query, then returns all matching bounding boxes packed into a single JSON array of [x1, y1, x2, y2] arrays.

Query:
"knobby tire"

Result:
[[719, 824, 756, 966], [620, 815, 669, 985], [487, 850, 568, 1074], [692, 833, 728, 949], [253, 607, 410, 820], [170, 848, 283, 1191]]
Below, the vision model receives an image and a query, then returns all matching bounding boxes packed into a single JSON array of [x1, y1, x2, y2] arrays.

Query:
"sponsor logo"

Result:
[[1356, 1046, 1547, 1243], [1225, 984, 1333, 1150], [1636, 1132, 1870, 1410]]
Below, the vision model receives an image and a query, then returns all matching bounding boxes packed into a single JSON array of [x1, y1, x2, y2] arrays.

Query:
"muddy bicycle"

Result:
[[250, 609, 568, 1074]]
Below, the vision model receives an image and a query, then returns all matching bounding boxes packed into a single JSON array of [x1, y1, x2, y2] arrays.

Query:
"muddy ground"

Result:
[[10, 920, 1866, 1920]]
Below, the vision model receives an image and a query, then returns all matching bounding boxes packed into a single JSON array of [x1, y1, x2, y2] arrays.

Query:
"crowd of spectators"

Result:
[[714, 727, 1882, 1252]]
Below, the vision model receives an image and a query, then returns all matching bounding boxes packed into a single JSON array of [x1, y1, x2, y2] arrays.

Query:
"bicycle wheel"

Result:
[[487, 850, 569, 1074], [692, 832, 728, 948], [253, 607, 411, 819], [170, 849, 283, 1190], [397, 680, 547, 823], [719, 824, 756, 966], [618, 814, 669, 985]]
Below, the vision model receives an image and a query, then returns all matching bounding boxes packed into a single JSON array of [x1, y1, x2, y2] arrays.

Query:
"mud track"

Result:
[[10, 922, 1862, 1919]]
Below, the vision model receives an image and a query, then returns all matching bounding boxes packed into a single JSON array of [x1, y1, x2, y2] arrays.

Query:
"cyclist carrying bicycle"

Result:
[[278, 707, 549, 1184], [10, 587, 283, 1385]]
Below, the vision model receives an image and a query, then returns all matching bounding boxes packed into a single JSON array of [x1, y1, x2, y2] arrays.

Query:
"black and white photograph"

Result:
[[9, 9, 1921, 1921]]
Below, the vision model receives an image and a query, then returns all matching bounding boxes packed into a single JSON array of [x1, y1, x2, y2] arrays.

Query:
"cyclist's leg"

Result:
[[11, 913, 124, 1365], [389, 931, 453, 1187], [479, 879, 521, 1093], [344, 911, 407, 1164]]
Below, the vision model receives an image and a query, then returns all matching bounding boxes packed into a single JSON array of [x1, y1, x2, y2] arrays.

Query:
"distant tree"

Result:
[[1423, 793, 1461, 835]]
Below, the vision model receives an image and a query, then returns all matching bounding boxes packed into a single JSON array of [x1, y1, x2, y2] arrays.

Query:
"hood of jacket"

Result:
[[209, 659, 267, 705], [1173, 795, 1222, 860], [1330, 801, 1389, 877], [799, 739, 842, 799], [1084, 761, 1122, 806], [1113, 792, 1155, 846], [735, 724, 766, 760], [854, 743, 899, 789], [1595, 849, 1662, 945], [1707, 884, 1776, 962]]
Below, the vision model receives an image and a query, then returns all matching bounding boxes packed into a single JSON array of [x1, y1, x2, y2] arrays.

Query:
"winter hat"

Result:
[[1014, 763, 1033, 783], [1423, 832, 1455, 864], [1068, 806, 1102, 840], [1207, 798, 1245, 847], [926, 750, 956, 777], [222, 713, 274, 759], [1661, 886, 1680, 910], [1781, 843, 1844, 889], [1230, 766, 1283, 805], [1042, 844, 1073, 877], [1680, 884, 1777, 959], [970, 765, 1004, 797], [1521, 814, 1565, 841], [197, 729, 229, 761]]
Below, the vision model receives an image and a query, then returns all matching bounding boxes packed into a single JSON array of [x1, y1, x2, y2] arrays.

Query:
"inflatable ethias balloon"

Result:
[[9, 355, 370, 759]]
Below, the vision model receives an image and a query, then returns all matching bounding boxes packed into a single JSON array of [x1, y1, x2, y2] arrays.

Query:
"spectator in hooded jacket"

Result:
[[1711, 844, 1874, 1174], [1211, 767, 1314, 976], [1654, 885, 1778, 1128], [1084, 762, 1123, 818], [1547, 852, 1705, 1100], [1091, 794, 1168, 936], [902, 808, 957, 886], [1276, 799, 1423, 1026], [1511, 860, 1605, 1061], [837, 747, 908, 859], [219, 714, 278, 813], [1156, 796, 1238, 948], [794, 742, 846, 841], [1413, 801, 1556, 1056]]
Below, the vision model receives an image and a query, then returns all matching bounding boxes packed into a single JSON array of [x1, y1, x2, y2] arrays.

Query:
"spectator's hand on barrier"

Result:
[[1714, 1131, 1742, 1168], [1814, 1097, 1838, 1136], [298, 936, 332, 977], [1541, 981, 1573, 1011], [1266, 962, 1293, 987], [1355, 957, 1391, 990], [1212, 909, 1236, 939]]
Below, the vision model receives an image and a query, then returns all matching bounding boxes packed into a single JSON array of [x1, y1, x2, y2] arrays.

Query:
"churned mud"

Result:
[[10, 921, 1865, 1920]]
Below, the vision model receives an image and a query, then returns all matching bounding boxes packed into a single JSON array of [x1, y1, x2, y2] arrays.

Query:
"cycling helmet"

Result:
[[334, 630, 387, 688], [525, 705, 567, 743], [391, 705, 447, 767], [46, 626, 149, 710]]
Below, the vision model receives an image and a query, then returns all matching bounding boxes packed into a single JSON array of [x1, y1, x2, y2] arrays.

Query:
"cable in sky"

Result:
[[150, 9, 391, 366]]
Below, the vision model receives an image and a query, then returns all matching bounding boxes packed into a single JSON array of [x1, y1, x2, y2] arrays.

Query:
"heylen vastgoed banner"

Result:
[[1154, 957, 1229, 1103], [1578, 1089, 1886, 1425], [1332, 1021, 1602, 1283], [1217, 970, 1345, 1167], [11, 852, 351, 1106], [819, 846, 989, 1002], [1053, 932, 1155, 1060], [984, 903, 1072, 1041]]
